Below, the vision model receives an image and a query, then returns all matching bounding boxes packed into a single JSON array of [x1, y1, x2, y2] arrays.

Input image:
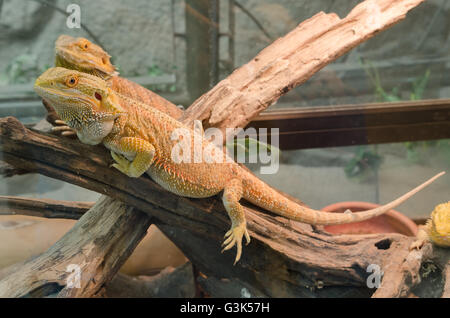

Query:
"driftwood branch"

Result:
[[0, 195, 152, 297], [104, 263, 195, 298], [1, 117, 446, 297], [181, 0, 426, 138], [0, 160, 28, 177], [0, 0, 440, 298], [0, 196, 90, 220]]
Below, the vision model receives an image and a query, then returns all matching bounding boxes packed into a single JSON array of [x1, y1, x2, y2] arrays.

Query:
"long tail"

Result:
[[240, 169, 445, 225]]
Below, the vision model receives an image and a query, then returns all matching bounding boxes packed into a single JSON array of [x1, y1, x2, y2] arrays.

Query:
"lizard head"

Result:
[[55, 35, 118, 80], [34, 67, 123, 145]]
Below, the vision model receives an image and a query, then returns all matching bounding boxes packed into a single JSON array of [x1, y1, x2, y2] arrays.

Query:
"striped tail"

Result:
[[241, 170, 445, 225]]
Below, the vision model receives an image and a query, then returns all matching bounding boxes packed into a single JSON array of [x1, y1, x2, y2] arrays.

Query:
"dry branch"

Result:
[[444, 261, 450, 298], [0, 160, 28, 177], [181, 0, 425, 139], [372, 241, 433, 297], [0, 196, 90, 220], [104, 263, 195, 298], [0, 195, 152, 297]]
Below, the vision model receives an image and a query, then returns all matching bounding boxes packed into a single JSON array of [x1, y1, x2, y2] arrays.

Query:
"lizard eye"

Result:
[[65, 75, 78, 87], [94, 92, 102, 101], [79, 40, 89, 50]]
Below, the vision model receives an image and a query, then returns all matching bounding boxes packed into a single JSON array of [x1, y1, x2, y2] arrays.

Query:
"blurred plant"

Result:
[[344, 145, 383, 182], [146, 64, 177, 93], [362, 58, 430, 103], [225, 136, 281, 164], [358, 59, 450, 166], [0, 53, 49, 85], [344, 59, 442, 181]]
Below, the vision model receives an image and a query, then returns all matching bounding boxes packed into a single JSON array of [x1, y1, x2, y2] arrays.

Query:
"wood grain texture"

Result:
[[105, 263, 195, 298], [0, 195, 152, 297], [0, 196, 90, 220]]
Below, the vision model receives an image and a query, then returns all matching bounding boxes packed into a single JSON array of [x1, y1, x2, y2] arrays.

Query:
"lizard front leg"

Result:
[[109, 137, 155, 178], [221, 178, 251, 265]]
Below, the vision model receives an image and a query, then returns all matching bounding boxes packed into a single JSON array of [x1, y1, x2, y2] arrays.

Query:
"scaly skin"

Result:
[[34, 67, 446, 264], [54, 34, 183, 119], [411, 202, 450, 249]]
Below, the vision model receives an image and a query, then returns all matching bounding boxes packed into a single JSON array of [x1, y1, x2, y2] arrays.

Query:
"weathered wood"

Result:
[[444, 260, 450, 298], [372, 241, 434, 297], [431, 247, 450, 298], [104, 263, 195, 298], [0, 196, 90, 220], [181, 0, 426, 140], [0, 160, 28, 177], [1, 116, 445, 297], [197, 276, 268, 298], [0, 195, 152, 297]]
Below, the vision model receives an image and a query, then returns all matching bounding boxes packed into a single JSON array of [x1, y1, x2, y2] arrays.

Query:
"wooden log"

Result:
[[0, 160, 28, 177], [0, 196, 90, 220], [104, 263, 195, 298], [197, 275, 268, 298], [444, 261, 450, 298], [1, 116, 445, 297], [0, 195, 152, 297]]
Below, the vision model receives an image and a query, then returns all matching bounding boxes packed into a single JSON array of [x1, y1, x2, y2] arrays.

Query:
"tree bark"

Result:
[[0, 195, 152, 297], [104, 263, 195, 298], [0, 195, 90, 220]]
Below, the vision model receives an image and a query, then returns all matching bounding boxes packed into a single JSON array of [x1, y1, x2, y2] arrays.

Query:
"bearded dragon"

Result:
[[52, 34, 182, 129], [411, 202, 450, 249], [34, 67, 446, 264]]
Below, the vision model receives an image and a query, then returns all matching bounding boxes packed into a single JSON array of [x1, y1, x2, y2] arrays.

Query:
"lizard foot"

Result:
[[409, 239, 426, 251], [409, 227, 430, 251], [221, 222, 250, 265], [51, 120, 76, 136], [110, 151, 132, 176]]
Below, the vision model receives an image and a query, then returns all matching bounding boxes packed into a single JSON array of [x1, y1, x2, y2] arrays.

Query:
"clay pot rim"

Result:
[[321, 201, 418, 236]]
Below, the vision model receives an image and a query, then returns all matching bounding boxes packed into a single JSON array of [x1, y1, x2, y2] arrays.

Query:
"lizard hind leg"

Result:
[[221, 178, 251, 265]]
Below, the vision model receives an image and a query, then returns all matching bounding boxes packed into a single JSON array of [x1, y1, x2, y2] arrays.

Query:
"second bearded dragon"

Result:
[[48, 34, 182, 134]]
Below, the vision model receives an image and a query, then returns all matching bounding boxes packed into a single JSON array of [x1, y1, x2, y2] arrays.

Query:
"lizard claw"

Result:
[[110, 151, 131, 175], [51, 120, 76, 137], [61, 130, 76, 136], [221, 222, 250, 265], [409, 239, 426, 251], [54, 119, 66, 125]]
